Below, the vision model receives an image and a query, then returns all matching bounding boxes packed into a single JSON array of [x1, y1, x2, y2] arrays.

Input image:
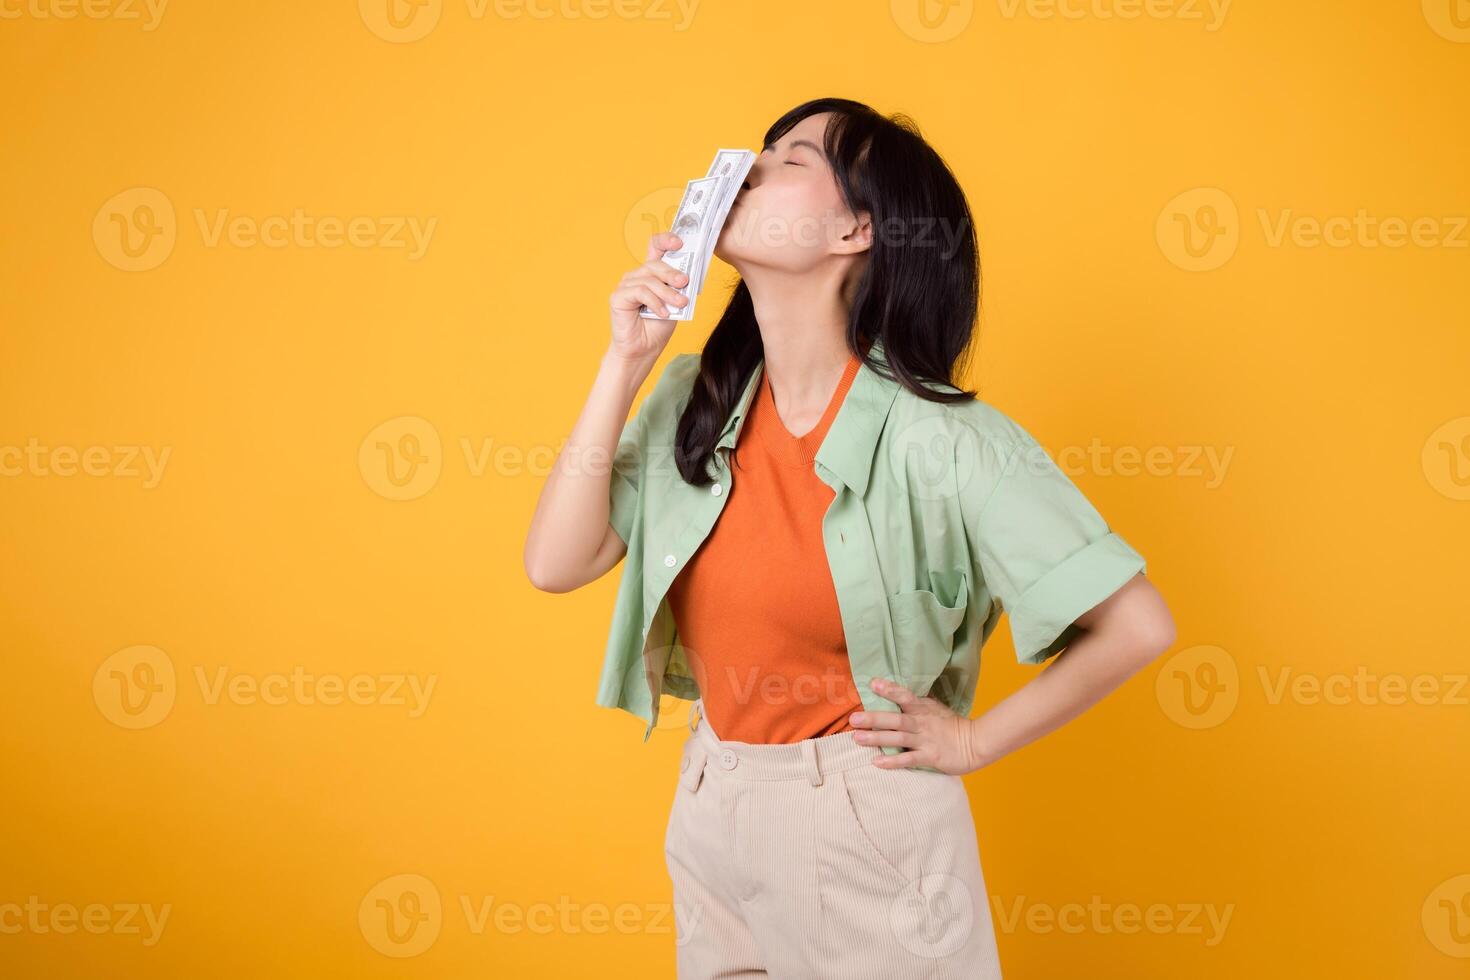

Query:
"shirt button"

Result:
[[663, 554, 676, 567], [720, 749, 737, 770], [711, 483, 723, 496]]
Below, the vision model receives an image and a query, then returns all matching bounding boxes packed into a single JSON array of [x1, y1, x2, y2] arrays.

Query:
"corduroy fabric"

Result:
[[664, 700, 1004, 978]]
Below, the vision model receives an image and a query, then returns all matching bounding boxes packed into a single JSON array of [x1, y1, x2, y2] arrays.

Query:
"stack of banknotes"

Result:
[[638, 148, 756, 322]]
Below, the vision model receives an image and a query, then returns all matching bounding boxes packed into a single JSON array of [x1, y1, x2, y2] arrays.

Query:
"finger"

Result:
[[645, 231, 684, 263], [630, 274, 688, 309], [854, 728, 919, 749], [872, 749, 927, 770], [613, 284, 668, 318], [870, 676, 920, 709], [633, 285, 673, 318], [642, 258, 691, 288], [848, 710, 911, 732]]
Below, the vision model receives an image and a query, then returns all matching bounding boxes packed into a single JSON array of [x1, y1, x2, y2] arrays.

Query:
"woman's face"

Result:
[[714, 111, 870, 276]]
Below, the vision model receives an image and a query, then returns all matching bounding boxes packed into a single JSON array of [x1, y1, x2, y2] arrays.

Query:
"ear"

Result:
[[834, 209, 873, 255]]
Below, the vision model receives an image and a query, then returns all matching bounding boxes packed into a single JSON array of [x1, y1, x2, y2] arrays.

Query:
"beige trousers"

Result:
[[664, 699, 1003, 979]]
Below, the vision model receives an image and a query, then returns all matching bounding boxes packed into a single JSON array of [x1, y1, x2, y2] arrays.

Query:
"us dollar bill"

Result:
[[638, 148, 756, 321]]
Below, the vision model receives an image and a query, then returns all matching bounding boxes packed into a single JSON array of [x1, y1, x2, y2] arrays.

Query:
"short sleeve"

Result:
[[973, 436, 1147, 665]]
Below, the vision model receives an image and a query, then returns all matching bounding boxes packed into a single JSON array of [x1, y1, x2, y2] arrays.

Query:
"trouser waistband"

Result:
[[686, 698, 882, 786]]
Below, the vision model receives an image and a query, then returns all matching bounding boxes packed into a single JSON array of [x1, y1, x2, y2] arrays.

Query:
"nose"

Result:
[[742, 154, 769, 190]]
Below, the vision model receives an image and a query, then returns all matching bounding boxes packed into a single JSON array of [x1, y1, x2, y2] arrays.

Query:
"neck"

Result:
[[742, 265, 856, 414]]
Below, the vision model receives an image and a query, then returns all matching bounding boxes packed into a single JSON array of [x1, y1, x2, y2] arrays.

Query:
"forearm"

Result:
[[523, 345, 655, 591], [964, 624, 1168, 771]]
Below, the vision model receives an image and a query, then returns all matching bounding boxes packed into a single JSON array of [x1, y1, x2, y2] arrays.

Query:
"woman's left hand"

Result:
[[848, 677, 986, 775]]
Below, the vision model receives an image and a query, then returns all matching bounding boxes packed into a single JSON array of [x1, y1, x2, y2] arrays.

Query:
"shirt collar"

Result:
[[714, 336, 901, 495]]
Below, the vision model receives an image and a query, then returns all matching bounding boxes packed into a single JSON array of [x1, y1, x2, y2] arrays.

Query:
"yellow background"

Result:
[[3, 0, 1469, 976]]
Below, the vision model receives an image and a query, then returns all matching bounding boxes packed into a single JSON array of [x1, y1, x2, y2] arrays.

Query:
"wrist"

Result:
[[961, 717, 996, 773], [601, 346, 656, 391]]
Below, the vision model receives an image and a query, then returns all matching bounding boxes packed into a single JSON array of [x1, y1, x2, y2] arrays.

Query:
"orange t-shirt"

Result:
[[666, 346, 866, 744]]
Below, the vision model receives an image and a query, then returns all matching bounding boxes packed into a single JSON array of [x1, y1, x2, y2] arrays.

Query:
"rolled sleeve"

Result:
[[974, 437, 1147, 665]]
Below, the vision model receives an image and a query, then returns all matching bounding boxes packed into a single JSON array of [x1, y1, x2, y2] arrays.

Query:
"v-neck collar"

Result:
[[714, 336, 901, 494], [752, 348, 860, 466]]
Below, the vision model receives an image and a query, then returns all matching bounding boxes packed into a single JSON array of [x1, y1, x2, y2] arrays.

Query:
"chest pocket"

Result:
[[886, 569, 969, 696]]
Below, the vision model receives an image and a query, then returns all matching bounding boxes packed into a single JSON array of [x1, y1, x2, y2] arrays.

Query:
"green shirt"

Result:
[[599, 337, 1147, 757]]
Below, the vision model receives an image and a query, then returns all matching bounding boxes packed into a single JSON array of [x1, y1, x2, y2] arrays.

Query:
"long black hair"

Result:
[[675, 97, 981, 487]]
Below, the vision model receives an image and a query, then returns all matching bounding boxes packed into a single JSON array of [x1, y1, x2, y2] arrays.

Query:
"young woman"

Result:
[[525, 97, 1176, 978]]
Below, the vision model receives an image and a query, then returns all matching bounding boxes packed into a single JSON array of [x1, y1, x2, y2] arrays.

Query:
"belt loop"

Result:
[[800, 740, 822, 787], [689, 701, 701, 733]]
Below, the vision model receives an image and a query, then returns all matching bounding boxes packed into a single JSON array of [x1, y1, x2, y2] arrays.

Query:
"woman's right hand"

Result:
[[608, 231, 691, 364]]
